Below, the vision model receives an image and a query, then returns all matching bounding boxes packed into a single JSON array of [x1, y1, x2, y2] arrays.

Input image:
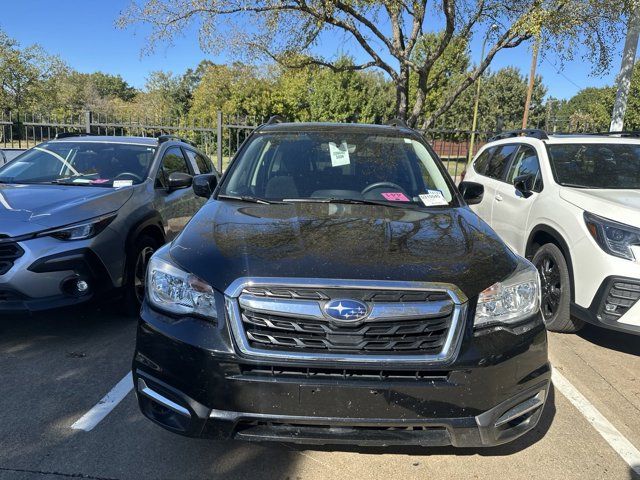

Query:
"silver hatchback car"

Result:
[[0, 134, 218, 314]]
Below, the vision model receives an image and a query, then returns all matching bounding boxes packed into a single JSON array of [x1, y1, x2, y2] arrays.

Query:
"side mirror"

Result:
[[167, 172, 193, 191], [458, 181, 484, 205], [514, 174, 535, 198], [192, 173, 218, 199]]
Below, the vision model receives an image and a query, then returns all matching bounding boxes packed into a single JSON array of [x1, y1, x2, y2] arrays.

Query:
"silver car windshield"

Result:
[[0, 142, 156, 186], [220, 132, 454, 206]]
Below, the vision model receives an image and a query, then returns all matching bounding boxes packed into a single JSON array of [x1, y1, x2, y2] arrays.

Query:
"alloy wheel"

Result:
[[537, 254, 562, 321]]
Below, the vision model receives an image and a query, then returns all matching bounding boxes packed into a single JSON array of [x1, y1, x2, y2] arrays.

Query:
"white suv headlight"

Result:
[[147, 255, 218, 320], [474, 260, 541, 327]]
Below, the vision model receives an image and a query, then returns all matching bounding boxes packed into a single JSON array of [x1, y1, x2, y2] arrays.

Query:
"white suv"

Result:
[[461, 129, 640, 335]]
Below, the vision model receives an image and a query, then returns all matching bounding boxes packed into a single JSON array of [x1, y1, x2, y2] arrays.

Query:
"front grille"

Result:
[[600, 280, 640, 322], [0, 241, 24, 275], [230, 282, 462, 361]]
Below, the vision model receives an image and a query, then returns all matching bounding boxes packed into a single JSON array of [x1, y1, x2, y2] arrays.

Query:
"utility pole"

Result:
[[610, 6, 640, 132], [522, 37, 540, 130], [468, 24, 498, 162]]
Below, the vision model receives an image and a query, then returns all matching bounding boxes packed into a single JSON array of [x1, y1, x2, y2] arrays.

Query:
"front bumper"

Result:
[[132, 303, 551, 448], [572, 276, 640, 335], [0, 245, 113, 313]]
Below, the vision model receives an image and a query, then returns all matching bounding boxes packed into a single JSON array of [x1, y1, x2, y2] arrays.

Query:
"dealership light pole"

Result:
[[610, 6, 640, 132], [468, 24, 498, 163]]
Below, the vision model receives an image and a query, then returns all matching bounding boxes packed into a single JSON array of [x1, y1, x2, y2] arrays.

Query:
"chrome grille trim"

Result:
[[225, 277, 467, 365], [238, 294, 454, 322]]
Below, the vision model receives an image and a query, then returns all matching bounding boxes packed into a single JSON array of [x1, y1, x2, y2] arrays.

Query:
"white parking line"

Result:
[[553, 368, 640, 475], [70, 372, 133, 432]]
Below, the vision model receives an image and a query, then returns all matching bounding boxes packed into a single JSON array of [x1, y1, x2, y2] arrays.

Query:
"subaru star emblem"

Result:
[[323, 299, 369, 323]]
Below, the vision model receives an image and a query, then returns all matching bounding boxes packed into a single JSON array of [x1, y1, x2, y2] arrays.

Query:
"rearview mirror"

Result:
[[168, 172, 193, 191], [514, 174, 535, 198], [458, 181, 484, 205], [192, 173, 218, 198]]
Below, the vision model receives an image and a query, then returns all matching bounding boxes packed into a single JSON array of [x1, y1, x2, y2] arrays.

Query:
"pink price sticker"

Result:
[[381, 192, 410, 202]]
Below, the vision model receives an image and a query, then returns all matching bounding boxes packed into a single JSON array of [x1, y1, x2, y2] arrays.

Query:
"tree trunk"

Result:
[[395, 67, 410, 120]]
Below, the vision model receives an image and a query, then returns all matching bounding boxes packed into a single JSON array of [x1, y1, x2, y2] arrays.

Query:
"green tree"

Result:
[[119, 0, 632, 129], [558, 87, 616, 131], [0, 30, 65, 113]]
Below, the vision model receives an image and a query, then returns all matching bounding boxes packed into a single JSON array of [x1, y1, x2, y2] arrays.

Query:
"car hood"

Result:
[[0, 184, 134, 236], [169, 201, 520, 300], [559, 187, 640, 227]]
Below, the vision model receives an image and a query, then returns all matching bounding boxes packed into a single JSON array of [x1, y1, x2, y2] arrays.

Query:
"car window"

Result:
[[185, 149, 213, 174], [221, 132, 455, 204], [156, 147, 190, 189], [485, 144, 518, 180], [547, 143, 640, 189], [473, 148, 492, 175], [0, 142, 155, 186], [507, 145, 542, 192]]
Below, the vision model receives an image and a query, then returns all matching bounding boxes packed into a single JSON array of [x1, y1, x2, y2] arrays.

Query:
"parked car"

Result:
[[1, 148, 26, 165], [462, 129, 640, 335], [133, 120, 549, 448], [0, 134, 217, 314]]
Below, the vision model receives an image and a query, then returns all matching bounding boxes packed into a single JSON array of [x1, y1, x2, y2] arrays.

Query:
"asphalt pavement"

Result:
[[1, 304, 639, 480]]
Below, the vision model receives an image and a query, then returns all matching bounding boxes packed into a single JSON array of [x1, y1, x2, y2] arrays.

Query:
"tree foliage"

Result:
[[118, 0, 633, 128]]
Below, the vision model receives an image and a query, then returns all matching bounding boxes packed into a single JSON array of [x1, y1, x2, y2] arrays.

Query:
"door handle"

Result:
[[495, 194, 503, 202]]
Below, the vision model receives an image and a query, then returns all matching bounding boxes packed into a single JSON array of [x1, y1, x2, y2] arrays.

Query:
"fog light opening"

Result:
[[61, 276, 91, 297], [494, 389, 546, 429]]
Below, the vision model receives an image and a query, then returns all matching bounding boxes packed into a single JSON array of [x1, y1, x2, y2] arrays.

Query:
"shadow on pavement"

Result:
[[577, 323, 640, 356], [289, 385, 557, 458]]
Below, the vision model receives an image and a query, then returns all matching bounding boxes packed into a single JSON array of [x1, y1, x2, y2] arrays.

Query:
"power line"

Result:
[[541, 55, 584, 91]]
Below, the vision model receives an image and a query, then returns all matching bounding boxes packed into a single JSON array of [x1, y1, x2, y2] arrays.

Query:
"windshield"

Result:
[[220, 131, 454, 206], [0, 141, 156, 186], [547, 143, 640, 189]]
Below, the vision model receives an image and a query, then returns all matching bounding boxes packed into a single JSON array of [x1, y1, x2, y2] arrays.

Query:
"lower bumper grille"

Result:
[[600, 280, 640, 322], [238, 365, 450, 381], [0, 242, 24, 275]]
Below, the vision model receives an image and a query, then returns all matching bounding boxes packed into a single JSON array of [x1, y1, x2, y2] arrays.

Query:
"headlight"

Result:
[[584, 212, 640, 261], [474, 260, 540, 327], [41, 213, 117, 241], [147, 255, 218, 320]]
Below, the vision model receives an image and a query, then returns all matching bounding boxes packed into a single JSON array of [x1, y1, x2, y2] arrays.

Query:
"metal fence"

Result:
[[0, 110, 537, 179], [0, 111, 259, 173]]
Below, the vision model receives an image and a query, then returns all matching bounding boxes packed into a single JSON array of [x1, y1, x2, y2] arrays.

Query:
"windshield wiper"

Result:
[[283, 198, 427, 209], [217, 194, 283, 204]]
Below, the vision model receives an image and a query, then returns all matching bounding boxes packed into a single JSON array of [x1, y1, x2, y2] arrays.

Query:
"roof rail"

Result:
[[265, 115, 287, 125], [386, 118, 409, 128], [54, 132, 98, 140], [489, 129, 549, 142], [588, 131, 640, 137], [157, 134, 196, 147]]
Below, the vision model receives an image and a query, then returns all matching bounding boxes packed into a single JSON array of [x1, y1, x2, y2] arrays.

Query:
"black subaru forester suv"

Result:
[[133, 120, 550, 448]]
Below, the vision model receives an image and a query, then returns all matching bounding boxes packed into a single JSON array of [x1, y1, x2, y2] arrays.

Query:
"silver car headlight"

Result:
[[474, 259, 540, 327], [584, 211, 640, 261], [40, 213, 117, 241], [147, 255, 218, 320]]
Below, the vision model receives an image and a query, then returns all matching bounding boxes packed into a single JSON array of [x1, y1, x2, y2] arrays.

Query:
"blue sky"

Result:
[[1, 0, 625, 100]]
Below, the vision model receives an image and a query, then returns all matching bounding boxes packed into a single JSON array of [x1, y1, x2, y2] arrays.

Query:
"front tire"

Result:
[[532, 243, 583, 333], [123, 235, 159, 317]]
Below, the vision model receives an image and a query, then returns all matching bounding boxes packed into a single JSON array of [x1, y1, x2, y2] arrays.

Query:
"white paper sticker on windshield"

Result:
[[328, 141, 351, 167], [113, 180, 133, 188], [419, 190, 448, 206]]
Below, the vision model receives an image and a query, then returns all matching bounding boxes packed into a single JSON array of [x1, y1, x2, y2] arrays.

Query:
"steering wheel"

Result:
[[114, 172, 143, 183], [361, 182, 407, 195]]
